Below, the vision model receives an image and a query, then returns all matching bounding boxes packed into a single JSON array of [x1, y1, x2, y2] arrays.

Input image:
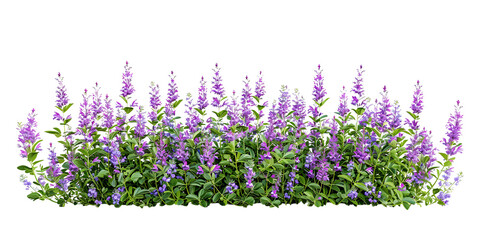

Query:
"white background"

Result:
[[1, 0, 479, 239]]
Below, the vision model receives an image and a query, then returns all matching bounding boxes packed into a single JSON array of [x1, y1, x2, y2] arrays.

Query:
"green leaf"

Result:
[[17, 165, 31, 171], [73, 159, 86, 169], [97, 170, 109, 178], [338, 175, 353, 182], [354, 183, 368, 191], [217, 110, 228, 118], [444, 161, 452, 167], [212, 192, 221, 203], [186, 194, 199, 201], [123, 107, 134, 114], [283, 151, 295, 159], [308, 183, 321, 191], [27, 192, 41, 200], [131, 172, 142, 183], [173, 99, 183, 109], [439, 153, 449, 161], [27, 152, 38, 162], [260, 197, 271, 205], [403, 201, 411, 210], [238, 154, 252, 162], [403, 197, 416, 205], [245, 196, 255, 205]]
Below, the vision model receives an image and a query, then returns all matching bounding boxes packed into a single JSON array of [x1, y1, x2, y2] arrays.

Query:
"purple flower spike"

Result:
[[17, 109, 41, 158], [244, 167, 256, 188], [103, 94, 115, 128], [312, 64, 327, 102], [276, 85, 291, 129], [149, 82, 161, 111], [411, 80, 424, 114], [374, 86, 391, 132], [442, 101, 463, 156], [120, 61, 134, 98], [337, 86, 349, 117], [55, 73, 69, 108], [241, 76, 254, 127], [255, 71, 266, 99], [90, 83, 104, 121], [197, 76, 208, 110], [351, 65, 366, 107], [292, 89, 306, 133], [211, 63, 225, 108]]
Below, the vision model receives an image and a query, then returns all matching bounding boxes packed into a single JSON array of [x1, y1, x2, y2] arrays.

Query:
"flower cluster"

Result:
[[16, 63, 464, 209]]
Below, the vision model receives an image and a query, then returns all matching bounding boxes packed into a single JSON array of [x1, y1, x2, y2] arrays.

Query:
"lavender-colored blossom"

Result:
[[103, 94, 115, 128], [197, 166, 204, 175], [134, 107, 147, 138], [389, 101, 402, 129], [240, 76, 255, 126], [374, 86, 391, 132], [255, 71, 266, 99], [201, 139, 217, 167], [211, 63, 225, 108], [90, 83, 103, 120], [112, 192, 121, 205], [312, 65, 327, 102], [437, 191, 451, 205], [244, 167, 256, 188], [120, 61, 134, 98], [17, 109, 41, 158], [348, 190, 358, 199], [88, 188, 98, 198], [411, 80, 423, 114], [78, 89, 91, 129], [148, 82, 161, 121], [94, 200, 102, 205], [197, 76, 209, 110], [227, 90, 241, 126], [351, 65, 366, 107], [265, 101, 277, 141], [327, 118, 342, 166], [55, 72, 69, 108], [292, 89, 306, 132], [276, 85, 291, 128], [175, 134, 190, 171], [225, 182, 238, 194], [442, 101, 463, 156], [155, 134, 168, 166], [46, 144, 61, 178], [337, 86, 349, 117], [185, 93, 201, 133], [164, 71, 179, 119], [23, 179, 31, 190], [353, 129, 370, 164]]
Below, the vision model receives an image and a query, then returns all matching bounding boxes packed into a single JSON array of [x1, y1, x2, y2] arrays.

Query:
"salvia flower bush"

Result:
[[16, 62, 463, 209]]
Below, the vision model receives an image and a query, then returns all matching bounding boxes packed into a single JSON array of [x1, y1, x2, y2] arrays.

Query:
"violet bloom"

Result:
[[46, 144, 61, 178], [175, 133, 190, 171], [348, 190, 358, 200], [197, 76, 209, 110], [351, 65, 366, 107], [155, 134, 168, 166], [437, 191, 451, 205], [134, 107, 147, 138], [241, 76, 254, 127], [211, 63, 225, 108], [88, 188, 98, 198], [165, 71, 179, 118], [225, 182, 239, 194], [265, 101, 277, 141], [442, 101, 463, 156], [78, 89, 91, 129], [255, 71, 266, 99], [23, 179, 31, 190], [411, 80, 423, 114], [53, 73, 71, 121], [120, 61, 134, 98], [389, 101, 402, 130], [103, 94, 115, 128], [227, 90, 241, 126], [90, 82, 104, 121], [375, 86, 391, 132], [337, 86, 349, 117], [292, 89, 306, 133], [244, 167, 256, 188], [419, 129, 437, 168], [17, 109, 41, 158], [149, 82, 161, 121], [309, 65, 327, 119], [185, 93, 201, 133], [285, 171, 298, 198], [327, 118, 342, 168], [201, 139, 217, 167], [112, 192, 121, 205], [353, 129, 370, 164], [276, 85, 291, 129]]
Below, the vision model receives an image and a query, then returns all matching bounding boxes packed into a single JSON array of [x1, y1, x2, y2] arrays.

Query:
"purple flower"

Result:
[[312, 65, 327, 102], [197, 165, 204, 175], [255, 71, 266, 99], [337, 86, 349, 117], [241, 76, 254, 127], [225, 182, 238, 194], [90, 83, 104, 121], [185, 93, 201, 133], [155, 134, 168, 166], [353, 129, 370, 164], [437, 191, 451, 205], [276, 85, 291, 129], [389, 101, 402, 129], [88, 188, 98, 198], [94, 200, 102, 205], [201, 139, 217, 167], [103, 94, 115, 128], [411, 80, 423, 114], [348, 190, 358, 199], [55, 72, 69, 108], [292, 89, 306, 133], [227, 90, 241, 126], [244, 167, 255, 188], [134, 107, 147, 138], [46, 144, 61, 178], [374, 86, 391, 132], [211, 63, 225, 108], [23, 179, 31, 190], [78, 89, 91, 129], [164, 71, 179, 119], [351, 65, 365, 107], [120, 61, 134, 98], [265, 101, 277, 141], [175, 136, 190, 171], [17, 109, 41, 158], [442, 101, 463, 156], [327, 118, 342, 166], [148, 82, 161, 121], [112, 192, 121, 205], [197, 76, 209, 110]]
